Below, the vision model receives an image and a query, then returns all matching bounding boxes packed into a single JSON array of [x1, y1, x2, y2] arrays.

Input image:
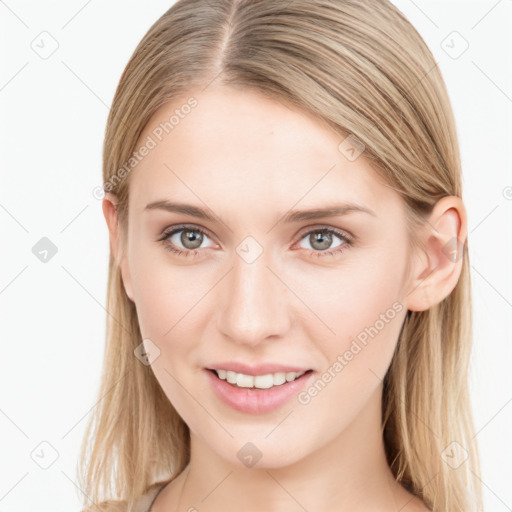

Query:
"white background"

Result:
[[0, 1, 511, 510]]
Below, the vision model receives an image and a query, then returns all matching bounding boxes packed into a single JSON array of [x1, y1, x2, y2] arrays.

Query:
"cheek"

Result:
[[129, 242, 206, 338], [130, 255, 212, 406], [130, 258, 208, 416]]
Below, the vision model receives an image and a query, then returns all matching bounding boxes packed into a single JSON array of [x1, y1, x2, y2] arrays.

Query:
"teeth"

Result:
[[226, 371, 237, 384], [237, 373, 254, 388], [215, 369, 306, 389]]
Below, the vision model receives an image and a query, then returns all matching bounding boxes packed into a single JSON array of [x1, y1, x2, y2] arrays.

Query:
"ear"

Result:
[[405, 196, 468, 312], [102, 193, 135, 302]]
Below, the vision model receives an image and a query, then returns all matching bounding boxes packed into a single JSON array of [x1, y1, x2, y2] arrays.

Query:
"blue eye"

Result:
[[158, 225, 353, 258]]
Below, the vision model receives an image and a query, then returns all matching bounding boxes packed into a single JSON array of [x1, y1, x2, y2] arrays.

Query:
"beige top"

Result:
[[134, 481, 168, 512], [81, 481, 169, 512]]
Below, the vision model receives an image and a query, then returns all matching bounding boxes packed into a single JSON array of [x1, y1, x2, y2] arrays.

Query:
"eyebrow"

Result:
[[144, 200, 376, 223]]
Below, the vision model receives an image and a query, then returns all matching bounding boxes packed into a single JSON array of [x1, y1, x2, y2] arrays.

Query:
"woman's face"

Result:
[[116, 85, 418, 468]]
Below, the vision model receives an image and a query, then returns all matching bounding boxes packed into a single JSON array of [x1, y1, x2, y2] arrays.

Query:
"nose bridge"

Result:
[[217, 246, 290, 346]]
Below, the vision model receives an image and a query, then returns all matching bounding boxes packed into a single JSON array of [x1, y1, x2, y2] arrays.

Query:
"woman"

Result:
[[78, 0, 483, 510]]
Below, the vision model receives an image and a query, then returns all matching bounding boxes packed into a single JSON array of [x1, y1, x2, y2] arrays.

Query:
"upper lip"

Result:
[[206, 362, 313, 376]]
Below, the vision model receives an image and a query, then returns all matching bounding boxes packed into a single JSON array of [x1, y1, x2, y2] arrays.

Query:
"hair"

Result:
[[77, 1, 483, 511]]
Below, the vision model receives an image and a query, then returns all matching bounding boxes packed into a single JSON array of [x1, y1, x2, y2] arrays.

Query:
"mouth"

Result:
[[204, 367, 315, 414], [206, 368, 314, 390]]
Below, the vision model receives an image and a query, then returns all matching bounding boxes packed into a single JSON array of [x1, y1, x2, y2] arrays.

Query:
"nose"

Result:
[[216, 250, 292, 347]]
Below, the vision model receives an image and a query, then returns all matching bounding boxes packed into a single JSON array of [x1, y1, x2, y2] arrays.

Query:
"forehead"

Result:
[[128, 85, 397, 217]]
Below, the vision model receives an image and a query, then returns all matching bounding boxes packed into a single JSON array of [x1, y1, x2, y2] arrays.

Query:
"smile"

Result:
[[205, 368, 315, 414], [213, 369, 307, 389]]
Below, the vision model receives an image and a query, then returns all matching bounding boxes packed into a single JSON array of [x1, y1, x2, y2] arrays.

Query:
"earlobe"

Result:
[[102, 193, 135, 302], [405, 196, 467, 312]]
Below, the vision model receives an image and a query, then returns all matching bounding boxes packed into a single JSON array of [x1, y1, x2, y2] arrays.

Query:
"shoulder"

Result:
[[80, 481, 168, 512]]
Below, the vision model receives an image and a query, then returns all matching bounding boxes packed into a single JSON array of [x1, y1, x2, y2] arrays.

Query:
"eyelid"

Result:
[[160, 223, 213, 239], [295, 224, 355, 243]]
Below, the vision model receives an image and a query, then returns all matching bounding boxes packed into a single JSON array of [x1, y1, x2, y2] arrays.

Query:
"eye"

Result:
[[158, 224, 353, 259], [296, 227, 353, 257], [158, 224, 216, 257]]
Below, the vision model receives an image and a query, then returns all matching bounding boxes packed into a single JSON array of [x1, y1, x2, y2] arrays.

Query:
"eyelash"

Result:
[[157, 224, 354, 259]]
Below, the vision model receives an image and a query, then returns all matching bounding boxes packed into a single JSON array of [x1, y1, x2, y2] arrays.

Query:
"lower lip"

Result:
[[205, 369, 314, 414]]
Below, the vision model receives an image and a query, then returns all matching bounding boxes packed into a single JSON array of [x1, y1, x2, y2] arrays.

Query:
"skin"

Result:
[[103, 84, 467, 511]]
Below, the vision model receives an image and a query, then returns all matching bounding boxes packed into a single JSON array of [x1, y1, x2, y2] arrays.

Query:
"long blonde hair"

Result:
[[77, 1, 483, 510]]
